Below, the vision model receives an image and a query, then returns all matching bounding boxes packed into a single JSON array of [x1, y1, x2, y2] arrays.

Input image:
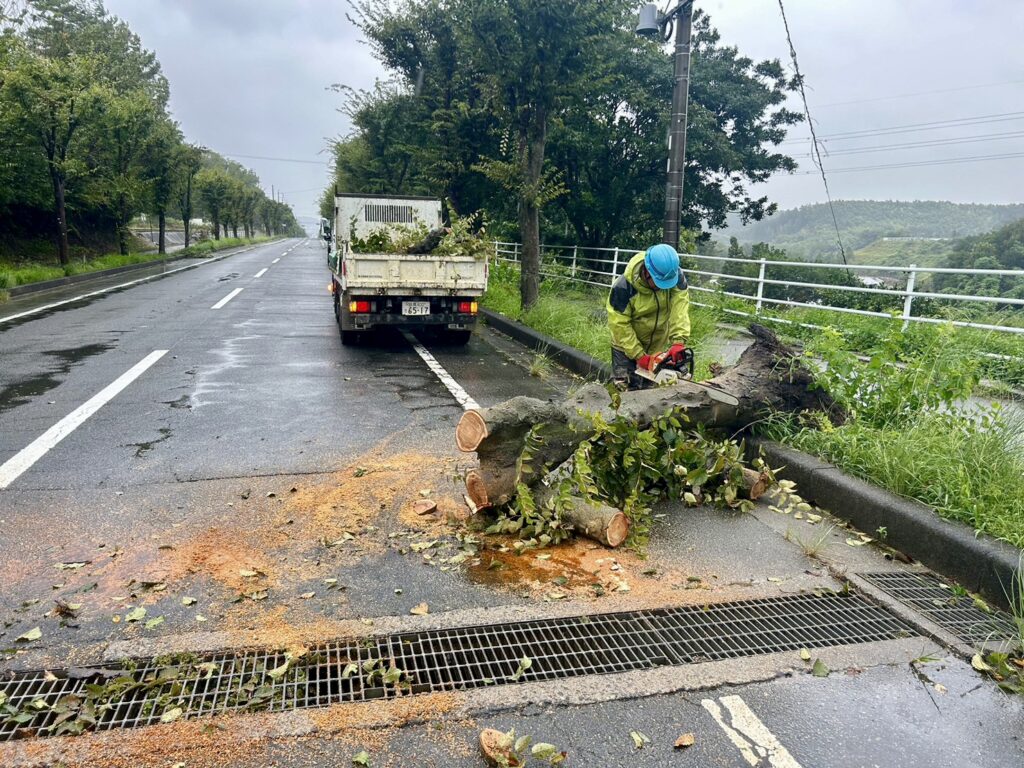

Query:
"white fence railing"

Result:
[[492, 241, 1024, 338]]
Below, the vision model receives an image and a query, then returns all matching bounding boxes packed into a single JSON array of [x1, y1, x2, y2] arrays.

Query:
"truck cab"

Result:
[[327, 194, 487, 345]]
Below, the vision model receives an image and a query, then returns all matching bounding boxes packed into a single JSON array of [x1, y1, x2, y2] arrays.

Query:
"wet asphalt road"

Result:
[[0, 239, 1021, 767]]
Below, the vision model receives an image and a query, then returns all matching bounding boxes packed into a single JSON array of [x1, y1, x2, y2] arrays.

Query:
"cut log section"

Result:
[[740, 468, 770, 501], [561, 498, 629, 548], [456, 325, 842, 511]]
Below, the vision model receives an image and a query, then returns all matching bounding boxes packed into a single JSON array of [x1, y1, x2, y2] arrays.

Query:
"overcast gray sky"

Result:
[[104, 0, 1024, 226]]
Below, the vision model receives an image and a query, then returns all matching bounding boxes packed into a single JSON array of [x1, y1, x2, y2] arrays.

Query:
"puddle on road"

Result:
[[0, 342, 115, 414]]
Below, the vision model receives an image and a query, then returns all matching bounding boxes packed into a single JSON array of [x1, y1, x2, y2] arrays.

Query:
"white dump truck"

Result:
[[327, 194, 487, 345]]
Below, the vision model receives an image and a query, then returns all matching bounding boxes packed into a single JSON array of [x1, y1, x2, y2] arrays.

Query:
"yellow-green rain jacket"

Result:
[[606, 252, 691, 359]]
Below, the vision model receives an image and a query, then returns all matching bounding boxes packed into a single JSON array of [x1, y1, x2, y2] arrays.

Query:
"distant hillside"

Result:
[[724, 200, 1024, 263], [851, 238, 954, 270]]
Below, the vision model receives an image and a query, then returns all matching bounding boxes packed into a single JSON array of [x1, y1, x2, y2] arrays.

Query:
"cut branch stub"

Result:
[[455, 410, 488, 452]]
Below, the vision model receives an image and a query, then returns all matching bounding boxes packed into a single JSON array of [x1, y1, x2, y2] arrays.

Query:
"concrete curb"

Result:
[[6, 240, 282, 297], [481, 307, 612, 381], [749, 438, 1022, 611]]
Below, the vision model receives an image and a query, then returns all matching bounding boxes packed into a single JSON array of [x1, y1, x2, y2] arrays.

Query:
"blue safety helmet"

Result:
[[644, 243, 680, 290]]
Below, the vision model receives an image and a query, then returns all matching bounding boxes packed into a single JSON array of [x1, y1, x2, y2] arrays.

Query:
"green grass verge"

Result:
[[708, 293, 1024, 390], [779, 412, 1024, 549], [0, 237, 275, 293]]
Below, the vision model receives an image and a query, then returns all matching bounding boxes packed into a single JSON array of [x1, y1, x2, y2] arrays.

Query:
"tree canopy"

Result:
[[326, 1, 800, 306], [0, 0, 302, 263]]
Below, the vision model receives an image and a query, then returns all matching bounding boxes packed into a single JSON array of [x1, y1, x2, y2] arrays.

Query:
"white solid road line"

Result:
[[254, 268, 268, 278], [701, 696, 802, 768], [0, 350, 168, 489], [401, 331, 480, 411], [211, 287, 244, 310], [0, 242, 270, 325]]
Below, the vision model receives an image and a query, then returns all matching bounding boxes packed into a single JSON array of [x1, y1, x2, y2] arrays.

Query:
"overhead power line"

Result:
[[791, 129, 1024, 159], [223, 153, 330, 166], [814, 78, 1024, 109], [776, 0, 848, 267], [795, 150, 1024, 175], [782, 111, 1024, 145]]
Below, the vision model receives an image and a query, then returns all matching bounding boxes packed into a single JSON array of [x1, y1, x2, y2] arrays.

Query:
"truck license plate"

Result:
[[402, 301, 431, 316]]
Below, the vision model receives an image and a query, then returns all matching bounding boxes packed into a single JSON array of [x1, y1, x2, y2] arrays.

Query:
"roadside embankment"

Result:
[[1, 237, 280, 299]]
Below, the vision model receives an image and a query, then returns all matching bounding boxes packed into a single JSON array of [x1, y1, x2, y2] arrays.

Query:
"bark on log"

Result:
[[740, 468, 770, 501], [456, 325, 842, 509], [560, 498, 629, 548], [531, 479, 630, 548]]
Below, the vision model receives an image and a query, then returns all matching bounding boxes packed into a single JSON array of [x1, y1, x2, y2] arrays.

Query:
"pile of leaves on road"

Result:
[[487, 406, 778, 553]]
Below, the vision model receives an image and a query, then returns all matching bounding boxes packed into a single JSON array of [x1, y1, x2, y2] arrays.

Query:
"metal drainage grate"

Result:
[[860, 571, 1020, 646], [0, 592, 915, 740]]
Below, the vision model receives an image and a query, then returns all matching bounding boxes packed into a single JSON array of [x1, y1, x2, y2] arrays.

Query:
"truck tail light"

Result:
[[349, 300, 371, 313], [458, 301, 478, 314], [328, 282, 335, 294]]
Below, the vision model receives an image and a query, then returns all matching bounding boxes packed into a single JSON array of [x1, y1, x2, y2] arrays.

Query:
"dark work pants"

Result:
[[611, 347, 651, 391]]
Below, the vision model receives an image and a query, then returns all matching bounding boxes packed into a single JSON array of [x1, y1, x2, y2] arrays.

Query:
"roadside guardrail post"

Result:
[[902, 264, 917, 330], [755, 258, 767, 314], [572, 245, 578, 279], [612, 247, 620, 277]]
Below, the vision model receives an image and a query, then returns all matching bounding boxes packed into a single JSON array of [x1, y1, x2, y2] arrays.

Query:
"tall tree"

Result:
[[196, 168, 230, 241], [92, 89, 159, 255], [174, 142, 202, 247], [457, 0, 615, 309], [143, 117, 181, 254], [1, 48, 99, 263], [352, 0, 615, 309]]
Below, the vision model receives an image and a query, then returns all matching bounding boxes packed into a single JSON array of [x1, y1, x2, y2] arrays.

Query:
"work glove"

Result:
[[636, 354, 656, 372], [667, 343, 687, 365]]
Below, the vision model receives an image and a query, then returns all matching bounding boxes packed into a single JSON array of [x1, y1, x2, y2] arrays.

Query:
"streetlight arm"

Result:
[[660, 0, 694, 24]]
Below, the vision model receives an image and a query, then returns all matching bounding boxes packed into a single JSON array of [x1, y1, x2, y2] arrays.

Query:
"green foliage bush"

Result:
[[763, 323, 1024, 548]]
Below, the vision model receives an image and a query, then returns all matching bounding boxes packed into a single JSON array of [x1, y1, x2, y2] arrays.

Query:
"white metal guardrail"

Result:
[[491, 241, 1024, 338]]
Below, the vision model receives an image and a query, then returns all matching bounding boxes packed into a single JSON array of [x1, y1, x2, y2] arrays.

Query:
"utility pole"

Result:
[[637, 1, 695, 250]]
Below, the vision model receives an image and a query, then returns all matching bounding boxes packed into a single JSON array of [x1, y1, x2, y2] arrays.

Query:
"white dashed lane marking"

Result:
[[702, 695, 803, 768], [0, 350, 169, 489], [211, 288, 243, 310], [254, 268, 268, 278], [401, 331, 480, 411]]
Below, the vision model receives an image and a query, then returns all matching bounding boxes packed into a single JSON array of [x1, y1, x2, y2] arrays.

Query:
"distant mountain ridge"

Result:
[[723, 200, 1024, 261]]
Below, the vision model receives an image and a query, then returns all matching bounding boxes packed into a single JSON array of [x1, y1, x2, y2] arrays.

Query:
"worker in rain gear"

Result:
[[606, 243, 691, 391]]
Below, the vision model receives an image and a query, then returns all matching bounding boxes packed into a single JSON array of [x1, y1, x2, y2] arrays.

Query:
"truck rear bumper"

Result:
[[346, 312, 477, 331]]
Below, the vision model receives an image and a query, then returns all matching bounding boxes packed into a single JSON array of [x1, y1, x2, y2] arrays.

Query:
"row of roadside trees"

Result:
[[323, 0, 803, 309], [0, 0, 302, 265]]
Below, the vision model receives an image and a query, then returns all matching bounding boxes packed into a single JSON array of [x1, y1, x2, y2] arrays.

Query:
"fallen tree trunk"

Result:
[[457, 325, 842, 510]]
